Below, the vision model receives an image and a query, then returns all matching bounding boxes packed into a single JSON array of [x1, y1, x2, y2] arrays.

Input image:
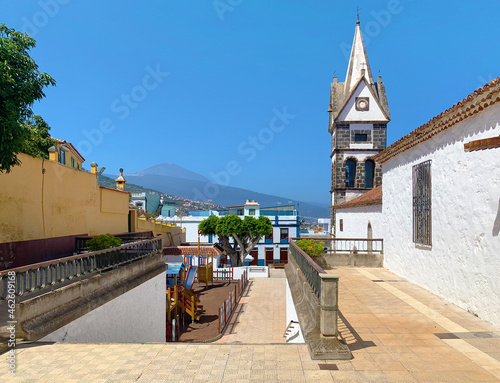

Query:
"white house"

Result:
[[333, 185, 383, 239], [161, 200, 300, 266], [373, 77, 500, 326]]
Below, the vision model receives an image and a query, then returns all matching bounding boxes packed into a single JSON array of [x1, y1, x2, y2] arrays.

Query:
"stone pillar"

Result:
[[319, 273, 339, 337], [90, 162, 98, 174]]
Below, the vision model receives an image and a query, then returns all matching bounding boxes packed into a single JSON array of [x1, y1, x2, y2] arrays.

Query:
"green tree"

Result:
[[0, 24, 56, 173], [86, 233, 122, 252], [198, 215, 273, 267], [295, 239, 325, 257], [20, 115, 56, 159]]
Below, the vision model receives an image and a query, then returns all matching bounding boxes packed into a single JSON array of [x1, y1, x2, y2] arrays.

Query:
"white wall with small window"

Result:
[[381, 102, 500, 327], [336, 205, 383, 239]]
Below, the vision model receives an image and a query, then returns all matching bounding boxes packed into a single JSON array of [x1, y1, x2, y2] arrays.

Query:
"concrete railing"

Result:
[[326, 237, 383, 254], [0, 238, 162, 300], [289, 241, 324, 299], [289, 240, 340, 338]]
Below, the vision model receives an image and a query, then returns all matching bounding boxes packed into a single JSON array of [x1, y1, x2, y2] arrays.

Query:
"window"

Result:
[[364, 160, 375, 188], [339, 219, 343, 232], [265, 232, 273, 243], [60, 150, 66, 165], [355, 133, 368, 142], [249, 209, 255, 216], [77, 164, 80, 170], [345, 159, 356, 187], [412, 160, 432, 246], [280, 228, 289, 243], [71, 158, 75, 168], [237, 209, 243, 216]]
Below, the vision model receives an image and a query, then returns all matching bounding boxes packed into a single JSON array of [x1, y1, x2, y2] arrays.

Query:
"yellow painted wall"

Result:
[[136, 217, 186, 247], [0, 153, 129, 243], [56, 142, 83, 170]]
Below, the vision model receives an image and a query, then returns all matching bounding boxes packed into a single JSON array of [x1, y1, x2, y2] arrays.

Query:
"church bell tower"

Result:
[[329, 19, 390, 234]]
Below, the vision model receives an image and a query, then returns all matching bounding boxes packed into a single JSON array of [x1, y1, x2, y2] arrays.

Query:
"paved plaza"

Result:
[[1, 267, 500, 382]]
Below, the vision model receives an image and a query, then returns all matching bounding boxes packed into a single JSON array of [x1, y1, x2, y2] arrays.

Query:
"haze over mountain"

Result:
[[120, 163, 329, 219], [125, 162, 209, 182]]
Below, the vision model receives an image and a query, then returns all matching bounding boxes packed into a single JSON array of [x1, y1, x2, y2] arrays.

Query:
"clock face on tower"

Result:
[[355, 97, 369, 111]]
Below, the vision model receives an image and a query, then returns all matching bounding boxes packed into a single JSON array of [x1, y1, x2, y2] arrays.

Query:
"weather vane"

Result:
[[356, 6, 362, 22]]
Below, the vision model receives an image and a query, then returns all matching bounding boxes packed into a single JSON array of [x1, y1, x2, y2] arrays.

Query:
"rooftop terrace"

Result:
[[2, 267, 500, 382]]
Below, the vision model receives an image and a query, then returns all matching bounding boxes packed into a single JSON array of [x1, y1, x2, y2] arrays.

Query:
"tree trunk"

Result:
[[233, 234, 263, 267], [218, 236, 240, 266]]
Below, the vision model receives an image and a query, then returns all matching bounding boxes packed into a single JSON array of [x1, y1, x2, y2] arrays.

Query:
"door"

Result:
[[265, 248, 274, 265], [250, 249, 259, 266], [280, 247, 288, 263]]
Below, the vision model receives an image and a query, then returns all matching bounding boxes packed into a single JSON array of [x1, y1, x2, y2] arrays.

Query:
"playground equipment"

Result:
[[183, 253, 213, 287], [166, 262, 204, 341]]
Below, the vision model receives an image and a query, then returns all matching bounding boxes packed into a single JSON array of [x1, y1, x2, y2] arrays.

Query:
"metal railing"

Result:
[[0, 238, 161, 300], [75, 231, 154, 253], [324, 238, 383, 254], [260, 210, 297, 216], [218, 269, 248, 333], [289, 240, 325, 299]]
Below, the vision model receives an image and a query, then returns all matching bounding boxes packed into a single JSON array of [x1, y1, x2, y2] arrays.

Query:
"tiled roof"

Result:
[[333, 186, 382, 210], [53, 138, 86, 163], [374, 76, 500, 164], [163, 245, 225, 256], [464, 135, 500, 152]]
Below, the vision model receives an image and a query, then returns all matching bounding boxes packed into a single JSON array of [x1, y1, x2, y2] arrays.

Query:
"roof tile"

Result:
[[333, 186, 382, 209], [374, 77, 500, 163]]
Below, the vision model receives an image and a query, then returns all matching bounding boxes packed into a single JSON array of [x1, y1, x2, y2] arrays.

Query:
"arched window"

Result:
[[365, 160, 375, 188], [345, 159, 356, 187]]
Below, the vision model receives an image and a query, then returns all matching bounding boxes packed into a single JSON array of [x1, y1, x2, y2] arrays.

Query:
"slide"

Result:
[[184, 266, 198, 290]]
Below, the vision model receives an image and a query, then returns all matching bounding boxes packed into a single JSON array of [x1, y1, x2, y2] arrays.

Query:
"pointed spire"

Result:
[[344, 21, 374, 93]]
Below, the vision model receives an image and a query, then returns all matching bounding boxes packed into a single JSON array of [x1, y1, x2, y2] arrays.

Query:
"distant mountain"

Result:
[[121, 171, 330, 219], [125, 162, 209, 183]]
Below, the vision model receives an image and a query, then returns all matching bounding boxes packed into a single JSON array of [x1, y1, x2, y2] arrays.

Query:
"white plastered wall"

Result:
[[336, 204, 383, 238], [40, 272, 166, 343], [337, 81, 388, 122], [382, 103, 500, 327]]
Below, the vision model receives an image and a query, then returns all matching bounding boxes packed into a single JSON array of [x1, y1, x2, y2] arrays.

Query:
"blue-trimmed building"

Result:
[[226, 200, 300, 266], [160, 200, 300, 266]]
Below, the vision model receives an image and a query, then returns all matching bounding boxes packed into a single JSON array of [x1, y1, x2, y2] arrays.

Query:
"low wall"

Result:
[[18, 252, 166, 342], [285, 255, 351, 359], [40, 272, 166, 343], [316, 253, 383, 268], [0, 233, 86, 270], [136, 217, 185, 247]]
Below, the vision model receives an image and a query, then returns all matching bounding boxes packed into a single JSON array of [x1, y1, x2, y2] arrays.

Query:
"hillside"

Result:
[[102, 162, 330, 219], [97, 175, 224, 215]]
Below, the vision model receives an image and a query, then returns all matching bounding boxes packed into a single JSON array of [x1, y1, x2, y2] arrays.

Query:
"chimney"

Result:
[[115, 168, 127, 191]]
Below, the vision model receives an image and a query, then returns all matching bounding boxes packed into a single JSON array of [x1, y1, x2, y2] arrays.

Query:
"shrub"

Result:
[[86, 233, 122, 252], [295, 239, 325, 257]]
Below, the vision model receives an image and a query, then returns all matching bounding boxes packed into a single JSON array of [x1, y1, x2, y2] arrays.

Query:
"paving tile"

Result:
[[2, 267, 500, 382]]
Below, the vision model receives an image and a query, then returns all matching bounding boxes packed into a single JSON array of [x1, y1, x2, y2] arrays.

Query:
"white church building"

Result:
[[328, 19, 500, 327], [334, 77, 500, 326], [374, 77, 500, 327]]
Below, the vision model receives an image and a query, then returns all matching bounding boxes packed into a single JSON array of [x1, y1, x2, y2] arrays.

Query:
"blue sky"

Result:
[[1, 1, 499, 204]]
